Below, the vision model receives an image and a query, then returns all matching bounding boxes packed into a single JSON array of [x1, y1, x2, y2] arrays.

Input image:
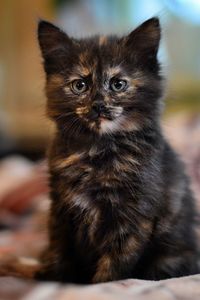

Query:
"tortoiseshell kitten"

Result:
[[34, 17, 199, 283]]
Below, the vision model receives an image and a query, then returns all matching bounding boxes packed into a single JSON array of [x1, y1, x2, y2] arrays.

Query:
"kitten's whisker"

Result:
[[63, 118, 79, 138], [65, 117, 83, 140], [55, 111, 75, 122]]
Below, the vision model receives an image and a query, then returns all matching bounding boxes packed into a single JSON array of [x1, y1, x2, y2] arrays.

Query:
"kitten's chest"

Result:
[[51, 139, 141, 195], [50, 142, 144, 246]]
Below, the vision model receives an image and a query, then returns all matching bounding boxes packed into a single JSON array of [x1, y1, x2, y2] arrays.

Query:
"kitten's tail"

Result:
[[0, 255, 41, 279]]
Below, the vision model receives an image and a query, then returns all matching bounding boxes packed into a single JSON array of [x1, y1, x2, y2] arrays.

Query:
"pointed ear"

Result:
[[38, 20, 73, 74], [125, 17, 161, 58]]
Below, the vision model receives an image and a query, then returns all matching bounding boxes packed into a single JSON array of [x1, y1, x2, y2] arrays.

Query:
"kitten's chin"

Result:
[[89, 116, 140, 135], [99, 118, 124, 134]]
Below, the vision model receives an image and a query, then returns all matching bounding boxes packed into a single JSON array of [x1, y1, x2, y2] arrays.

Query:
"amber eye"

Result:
[[71, 79, 88, 94], [110, 78, 127, 92]]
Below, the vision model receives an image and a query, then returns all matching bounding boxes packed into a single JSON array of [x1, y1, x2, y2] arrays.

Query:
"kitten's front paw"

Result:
[[92, 255, 115, 283], [92, 271, 113, 283]]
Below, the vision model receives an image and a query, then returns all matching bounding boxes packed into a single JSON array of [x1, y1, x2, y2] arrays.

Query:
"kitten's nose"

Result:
[[92, 102, 105, 115]]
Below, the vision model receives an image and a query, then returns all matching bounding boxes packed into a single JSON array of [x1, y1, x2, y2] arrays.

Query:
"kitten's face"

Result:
[[38, 18, 163, 136]]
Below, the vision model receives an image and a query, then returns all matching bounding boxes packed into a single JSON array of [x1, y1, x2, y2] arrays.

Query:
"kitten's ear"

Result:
[[125, 17, 161, 58], [38, 20, 73, 74]]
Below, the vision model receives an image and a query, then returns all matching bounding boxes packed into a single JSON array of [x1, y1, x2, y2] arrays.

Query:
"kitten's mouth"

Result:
[[88, 111, 114, 122], [90, 106, 123, 121], [99, 114, 114, 121], [77, 106, 124, 133]]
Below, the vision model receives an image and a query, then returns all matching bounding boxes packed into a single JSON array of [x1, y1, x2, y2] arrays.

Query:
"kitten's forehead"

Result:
[[72, 36, 124, 78]]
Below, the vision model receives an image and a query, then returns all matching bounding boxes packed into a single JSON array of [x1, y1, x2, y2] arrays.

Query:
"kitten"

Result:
[[0, 17, 198, 283]]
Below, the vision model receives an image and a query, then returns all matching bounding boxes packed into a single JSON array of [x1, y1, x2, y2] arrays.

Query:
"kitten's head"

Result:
[[38, 18, 163, 136]]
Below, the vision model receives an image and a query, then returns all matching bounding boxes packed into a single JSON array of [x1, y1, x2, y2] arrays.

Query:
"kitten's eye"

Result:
[[71, 79, 88, 94], [110, 78, 127, 92]]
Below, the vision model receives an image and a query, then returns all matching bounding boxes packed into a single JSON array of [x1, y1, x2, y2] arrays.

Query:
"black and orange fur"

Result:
[[0, 18, 199, 283]]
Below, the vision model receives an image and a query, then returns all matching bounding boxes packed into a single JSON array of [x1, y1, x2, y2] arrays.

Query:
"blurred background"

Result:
[[0, 0, 199, 263], [0, 0, 200, 160]]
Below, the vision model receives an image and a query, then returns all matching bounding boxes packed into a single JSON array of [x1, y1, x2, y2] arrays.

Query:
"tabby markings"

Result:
[[53, 153, 84, 170], [93, 255, 112, 283]]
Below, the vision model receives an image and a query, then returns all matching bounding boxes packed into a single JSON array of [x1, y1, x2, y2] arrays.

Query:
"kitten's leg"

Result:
[[92, 254, 115, 283], [142, 220, 199, 280], [143, 250, 199, 280], [93, 246, 140, 283], [34, 248, 76, 282], [92, 253, 138, 283], [33, 200, 77, 282], [92, 221, 153, 283]]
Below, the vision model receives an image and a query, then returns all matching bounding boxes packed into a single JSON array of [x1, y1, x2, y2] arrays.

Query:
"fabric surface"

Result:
[[0, 275, 200, 300]]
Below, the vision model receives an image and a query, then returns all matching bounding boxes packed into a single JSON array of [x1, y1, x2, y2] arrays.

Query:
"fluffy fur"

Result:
[[35, 17, 199, 283]]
